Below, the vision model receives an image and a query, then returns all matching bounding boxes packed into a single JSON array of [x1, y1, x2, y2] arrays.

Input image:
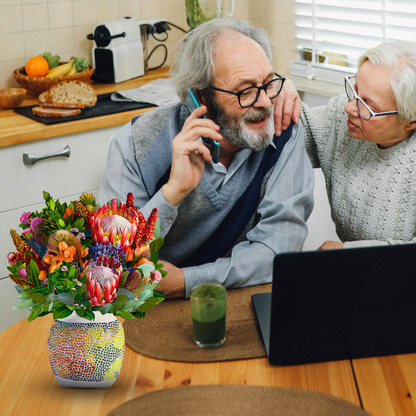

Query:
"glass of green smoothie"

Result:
[[190, 283, 227, 349]]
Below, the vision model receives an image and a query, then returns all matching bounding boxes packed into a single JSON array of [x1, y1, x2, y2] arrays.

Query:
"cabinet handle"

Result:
[[23, 145, 71, 166]]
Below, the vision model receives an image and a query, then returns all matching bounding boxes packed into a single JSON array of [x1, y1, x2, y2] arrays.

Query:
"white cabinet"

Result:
[[0, 124, 121, 333]]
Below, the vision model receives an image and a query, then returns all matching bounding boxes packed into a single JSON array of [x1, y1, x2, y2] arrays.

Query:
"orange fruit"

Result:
[[25, 56, 49, 77]]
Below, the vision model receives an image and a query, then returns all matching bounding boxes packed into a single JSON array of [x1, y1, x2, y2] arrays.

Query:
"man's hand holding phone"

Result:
[[161, 105, 223, 207]]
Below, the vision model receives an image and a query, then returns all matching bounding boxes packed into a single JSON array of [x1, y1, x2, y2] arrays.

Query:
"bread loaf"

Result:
[[46, 80, 97, 106], [32, 106, 82, 117]]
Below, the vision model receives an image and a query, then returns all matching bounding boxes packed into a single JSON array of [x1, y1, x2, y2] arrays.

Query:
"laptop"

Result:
[[252, 244, 416, 366]]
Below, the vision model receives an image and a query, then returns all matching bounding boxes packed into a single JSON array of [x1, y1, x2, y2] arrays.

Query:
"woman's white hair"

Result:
[[358, 41, 416, 122], [170, 18, 273, 103]]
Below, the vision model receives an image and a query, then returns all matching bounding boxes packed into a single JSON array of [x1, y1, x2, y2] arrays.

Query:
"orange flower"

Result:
[[44, 253, 62, 273], [63, 207, 75, 222], [38, 270, 48, 280], [56, 242, 76, 263], [133, 257, 154, 268], [73, 243, 88, 267]]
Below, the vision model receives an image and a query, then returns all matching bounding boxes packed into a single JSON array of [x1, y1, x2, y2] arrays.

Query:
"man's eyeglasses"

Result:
[[344, 75, 398, 121], [211, 73, 286, 108]]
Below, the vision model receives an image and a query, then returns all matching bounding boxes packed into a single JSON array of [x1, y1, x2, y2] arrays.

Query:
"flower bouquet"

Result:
[[7, 192, 167, 387], [7, 191, 166, 322]]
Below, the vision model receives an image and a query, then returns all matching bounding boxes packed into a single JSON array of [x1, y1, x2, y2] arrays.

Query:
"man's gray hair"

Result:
[[170, 18, 273, 103], [358, 41, 416, 122]]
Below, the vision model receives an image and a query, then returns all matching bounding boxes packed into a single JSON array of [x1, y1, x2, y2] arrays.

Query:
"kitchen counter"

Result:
[[0, 67, 169, 148]]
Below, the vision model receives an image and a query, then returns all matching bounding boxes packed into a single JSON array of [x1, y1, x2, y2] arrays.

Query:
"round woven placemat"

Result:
[[106, 385, 370, 416], [124, 284, 271, 362]]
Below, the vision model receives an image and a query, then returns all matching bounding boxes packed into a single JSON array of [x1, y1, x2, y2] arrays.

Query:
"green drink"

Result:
[[190, 283, 227, 349]]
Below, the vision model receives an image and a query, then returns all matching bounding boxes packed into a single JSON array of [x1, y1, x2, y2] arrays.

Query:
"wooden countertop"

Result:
[[0, 67, 169, 149]]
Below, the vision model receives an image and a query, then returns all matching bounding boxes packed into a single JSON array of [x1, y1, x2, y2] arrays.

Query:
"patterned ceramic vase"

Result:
[[48, 311, 125, 388]]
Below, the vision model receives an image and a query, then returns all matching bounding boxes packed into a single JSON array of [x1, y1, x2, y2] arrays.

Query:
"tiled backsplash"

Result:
[[0, 0, 189, 88], [0, 0, 296, 89]]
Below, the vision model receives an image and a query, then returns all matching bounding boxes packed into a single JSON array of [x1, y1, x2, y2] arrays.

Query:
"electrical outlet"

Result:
[[136, 18, 167, 27]]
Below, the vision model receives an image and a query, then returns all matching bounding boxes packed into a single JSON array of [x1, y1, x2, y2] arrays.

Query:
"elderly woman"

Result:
[[277, 41, 416, 249]]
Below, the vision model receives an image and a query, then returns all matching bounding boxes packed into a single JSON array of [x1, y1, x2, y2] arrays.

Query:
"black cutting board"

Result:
[[13, 93, 153, 125]]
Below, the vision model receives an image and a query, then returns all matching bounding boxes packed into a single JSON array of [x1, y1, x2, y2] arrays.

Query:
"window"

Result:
[[290, 0, 416, 84]]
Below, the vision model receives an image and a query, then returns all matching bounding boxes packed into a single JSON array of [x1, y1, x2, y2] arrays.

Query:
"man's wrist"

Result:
[[161, 183, 187, 207]]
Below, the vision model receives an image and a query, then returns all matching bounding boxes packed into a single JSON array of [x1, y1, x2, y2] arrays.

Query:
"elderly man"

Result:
[[99, 18, 314, 298]]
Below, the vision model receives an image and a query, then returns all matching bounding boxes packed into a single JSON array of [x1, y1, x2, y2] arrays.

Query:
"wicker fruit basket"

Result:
[[13, 62, 94, 93]]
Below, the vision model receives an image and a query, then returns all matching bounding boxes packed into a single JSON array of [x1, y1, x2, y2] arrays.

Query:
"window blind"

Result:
[[290, 0, 416, 84]]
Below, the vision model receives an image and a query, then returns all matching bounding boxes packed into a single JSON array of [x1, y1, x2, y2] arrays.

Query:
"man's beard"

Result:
[[208, 96, 275, 151]]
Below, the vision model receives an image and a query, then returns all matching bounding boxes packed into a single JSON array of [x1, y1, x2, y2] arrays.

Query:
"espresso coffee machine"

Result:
[[87, 17, 146, 83]]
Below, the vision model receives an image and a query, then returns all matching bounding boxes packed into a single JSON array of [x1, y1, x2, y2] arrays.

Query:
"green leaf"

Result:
[[54, 308, 73, 320], [97, 303, 112, 314], [13, 299, 35, 310], [53, 303, 70, 319], [49, 201, 56, 212], [68, 266, 77, 279], [138, 297, 160, 312], [84, 311, 95, 321], [47, 293, 60, 302], [117, 288, 136, 300], [149, 236, 164, 254], [123, 299, 144, 310], [138, 263, 154, 277], [29, 259, 41, 287], [153, 290, 166, 299], [138, 289, 153, 302], [119, 271, 129, 288], [17, 291, 30, 300], [58, 219, 66, 228], [15, 285, 24, 293], [154, 218, 161, 238], [151, 252, 159, 264], [76, 309, 86, 317], [57, 292, 75, 305], [28, 305, 43, 322], [29, 292, 47, 304], [115, 310, 134, 320], [111, 295, 128, 311]]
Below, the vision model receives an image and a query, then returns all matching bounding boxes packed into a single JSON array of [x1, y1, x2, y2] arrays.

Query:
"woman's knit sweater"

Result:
[[301, 94, 416, 248]]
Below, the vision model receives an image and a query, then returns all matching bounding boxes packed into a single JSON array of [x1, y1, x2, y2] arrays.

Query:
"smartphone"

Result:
[[185, 88, 220, 164]]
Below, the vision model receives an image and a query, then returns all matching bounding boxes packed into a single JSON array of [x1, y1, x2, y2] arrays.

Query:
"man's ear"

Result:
[[195, 90, 208, 106], [405, 120, 416, 132]]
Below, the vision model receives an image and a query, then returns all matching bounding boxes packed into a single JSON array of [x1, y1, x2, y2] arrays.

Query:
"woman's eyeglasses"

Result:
[[344, 75, 398, 121]]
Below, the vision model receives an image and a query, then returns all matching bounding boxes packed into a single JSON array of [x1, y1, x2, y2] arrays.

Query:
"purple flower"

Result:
[[76, 232, 86, 242], [61, 265, 68, 271], [20, 212, 31, 225], [18, 268, 27, 278], [30, 217, 43, 234], [70, 228, 79, 233], [42, 279, 49, 286]]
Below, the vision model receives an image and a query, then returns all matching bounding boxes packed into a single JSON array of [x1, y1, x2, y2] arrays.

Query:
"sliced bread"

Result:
[[46, 80, 97, 106], [32, 106, 82, 117], [38, 102, 85, 109]]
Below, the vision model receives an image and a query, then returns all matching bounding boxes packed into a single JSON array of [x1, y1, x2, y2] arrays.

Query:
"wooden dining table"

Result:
[[0, 314, 415, 416]]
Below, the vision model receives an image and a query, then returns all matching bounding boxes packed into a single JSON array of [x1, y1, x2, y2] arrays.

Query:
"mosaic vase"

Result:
[[48, 311, 125, 388]]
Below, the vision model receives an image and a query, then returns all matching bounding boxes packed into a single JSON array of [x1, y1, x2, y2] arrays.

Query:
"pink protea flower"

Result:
[[85, 263, 122, 307], [89, 198, 138, 252]]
